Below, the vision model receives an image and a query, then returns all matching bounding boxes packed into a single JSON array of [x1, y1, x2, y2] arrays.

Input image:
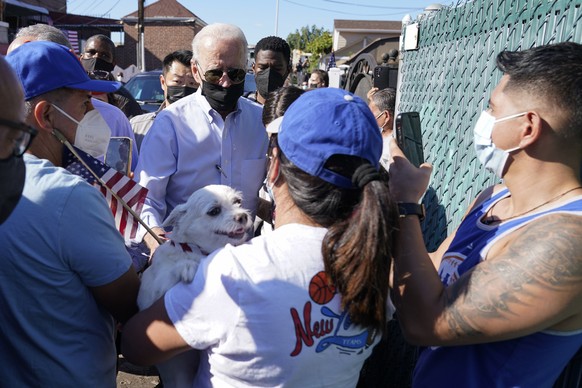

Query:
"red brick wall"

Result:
[[117, 22, 202, 70]]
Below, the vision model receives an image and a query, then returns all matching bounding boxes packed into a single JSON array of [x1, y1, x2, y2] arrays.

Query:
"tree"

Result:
[[287, 25, 330, 53], [306, 31, 332, 56], [287, 25, 332, 73]]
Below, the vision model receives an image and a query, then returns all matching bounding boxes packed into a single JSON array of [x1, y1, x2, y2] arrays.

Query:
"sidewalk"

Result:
[[117, 356, 160, 387]]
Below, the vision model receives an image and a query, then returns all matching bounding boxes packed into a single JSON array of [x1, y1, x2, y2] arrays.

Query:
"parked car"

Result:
[[124, 70, 164, 113], [126, 70, 257, 112]]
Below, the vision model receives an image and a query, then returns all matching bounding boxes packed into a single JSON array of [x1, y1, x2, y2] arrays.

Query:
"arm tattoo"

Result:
[[442, 214, 582, 339]]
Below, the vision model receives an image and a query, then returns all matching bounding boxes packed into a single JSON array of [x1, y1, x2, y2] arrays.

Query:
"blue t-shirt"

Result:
[[414, 189, 582, 388], [0, 155, 132, 387]]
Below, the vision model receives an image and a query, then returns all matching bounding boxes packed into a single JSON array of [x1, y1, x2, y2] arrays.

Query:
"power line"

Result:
[[283, 0, 422, 17], [99, 0, 122, 18], [69, 0, 97, 15], [322, 0, 423, 10]]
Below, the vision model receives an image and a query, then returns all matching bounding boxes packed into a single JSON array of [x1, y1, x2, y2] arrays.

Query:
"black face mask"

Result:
[[166, 85, 197, 104], [255, 68, 286, 99], [0, 155, 25, 224], [81, 57, 115, 73], [201, 80, 245, 113]]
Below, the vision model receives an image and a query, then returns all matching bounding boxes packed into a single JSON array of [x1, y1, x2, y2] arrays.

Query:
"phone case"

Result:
[[373, 66, 397, 90], [395, 112, 424, 167], [105, 137, 133, 176]]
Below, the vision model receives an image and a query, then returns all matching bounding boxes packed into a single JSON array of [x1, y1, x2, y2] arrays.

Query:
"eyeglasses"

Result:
[[375, 111, 385, 120], [196, 62, 246, 84], [0, 119, 38, 157]]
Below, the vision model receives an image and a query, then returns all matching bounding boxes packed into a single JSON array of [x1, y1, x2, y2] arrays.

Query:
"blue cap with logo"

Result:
[[6, 41, 121, 101], [277, 87, 382, 188]]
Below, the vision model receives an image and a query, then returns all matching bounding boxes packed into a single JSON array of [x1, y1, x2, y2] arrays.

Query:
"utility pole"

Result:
[[137, 0, 145, 71], [275, 0, 279, 36]]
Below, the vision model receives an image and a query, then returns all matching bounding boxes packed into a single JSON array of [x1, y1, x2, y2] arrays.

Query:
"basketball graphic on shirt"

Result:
[[309, 271, 336, 305]]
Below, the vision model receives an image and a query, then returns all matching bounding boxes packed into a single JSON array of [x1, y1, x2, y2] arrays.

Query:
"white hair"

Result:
[[15, 24, 72, 49], [191, 23, 247, 68]]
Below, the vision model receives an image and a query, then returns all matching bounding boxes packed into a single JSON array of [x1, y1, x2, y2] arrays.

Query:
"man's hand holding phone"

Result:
[[388, 139, 432, 203]]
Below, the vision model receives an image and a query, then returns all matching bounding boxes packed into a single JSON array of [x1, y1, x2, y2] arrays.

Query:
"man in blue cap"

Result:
[[1, 41, 140, 387]]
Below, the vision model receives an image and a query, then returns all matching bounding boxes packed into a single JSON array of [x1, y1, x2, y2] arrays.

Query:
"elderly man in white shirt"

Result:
[[135, 23, 268, 253]]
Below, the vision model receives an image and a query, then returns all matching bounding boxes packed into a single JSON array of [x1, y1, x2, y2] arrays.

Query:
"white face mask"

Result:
[[473, 110, 525, 178], [263, 159, 279, 204], [52, 105, 111, 158]]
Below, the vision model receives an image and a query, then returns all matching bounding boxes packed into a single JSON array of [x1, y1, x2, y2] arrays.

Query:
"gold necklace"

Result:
[[484, 186, 582, 225]]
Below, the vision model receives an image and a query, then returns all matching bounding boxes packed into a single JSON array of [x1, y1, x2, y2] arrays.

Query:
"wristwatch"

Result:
[[397, 203, 425, 222]]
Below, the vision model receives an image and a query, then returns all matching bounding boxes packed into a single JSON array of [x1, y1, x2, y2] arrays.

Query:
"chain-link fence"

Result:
[[358, 1, 582, 387]]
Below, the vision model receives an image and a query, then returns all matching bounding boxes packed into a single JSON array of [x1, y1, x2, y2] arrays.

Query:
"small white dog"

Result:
[[137, 184, 253, 387]]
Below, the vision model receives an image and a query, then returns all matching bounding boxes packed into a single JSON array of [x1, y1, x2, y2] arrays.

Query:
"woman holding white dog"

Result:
[[122, 88, 399, 387]]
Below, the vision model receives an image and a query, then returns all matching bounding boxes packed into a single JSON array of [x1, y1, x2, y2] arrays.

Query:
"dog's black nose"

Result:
[[235, 213, 248, 224]]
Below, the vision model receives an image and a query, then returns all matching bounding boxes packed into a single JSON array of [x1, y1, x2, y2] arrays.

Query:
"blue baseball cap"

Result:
[[6, 41, 121, 101], [277, 88, 382, 188]]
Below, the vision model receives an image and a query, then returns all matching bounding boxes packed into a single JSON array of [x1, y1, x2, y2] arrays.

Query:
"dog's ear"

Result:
[[163, 203, 188, 229]]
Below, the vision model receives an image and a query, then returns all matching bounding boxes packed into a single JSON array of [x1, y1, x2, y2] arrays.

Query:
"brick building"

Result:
[[119, 0, 206, 70]]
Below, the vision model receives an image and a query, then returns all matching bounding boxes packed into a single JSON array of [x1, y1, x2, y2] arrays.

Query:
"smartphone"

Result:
[[373, 66, 397, 90], [395, 112, 424, 167], [104, 137, 133, 176]]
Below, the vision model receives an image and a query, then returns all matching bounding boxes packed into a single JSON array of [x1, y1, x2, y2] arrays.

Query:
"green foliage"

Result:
[[306, 31, 332, 56], [287, 25, 331, 53]]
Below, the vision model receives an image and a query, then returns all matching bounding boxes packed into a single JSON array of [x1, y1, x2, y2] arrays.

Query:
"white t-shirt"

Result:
[[380, 134, 394, 171], [165, 223, 386, 387]]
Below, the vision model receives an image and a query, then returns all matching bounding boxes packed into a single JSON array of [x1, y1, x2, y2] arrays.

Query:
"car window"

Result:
[[125, 75, 164, 102]]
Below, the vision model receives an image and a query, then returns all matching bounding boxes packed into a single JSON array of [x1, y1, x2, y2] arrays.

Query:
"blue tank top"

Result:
[[414, 189, 582, 388]]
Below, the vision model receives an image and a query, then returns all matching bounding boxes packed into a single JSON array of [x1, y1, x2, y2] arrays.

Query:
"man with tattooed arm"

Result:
[[388, 42, 582, 387]]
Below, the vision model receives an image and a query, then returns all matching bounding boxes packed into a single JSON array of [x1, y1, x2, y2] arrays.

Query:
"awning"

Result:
[[5, 0, 49, 15]]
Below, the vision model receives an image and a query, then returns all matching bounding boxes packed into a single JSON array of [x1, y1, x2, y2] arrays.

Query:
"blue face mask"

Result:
[[473, 110, 525, 178]]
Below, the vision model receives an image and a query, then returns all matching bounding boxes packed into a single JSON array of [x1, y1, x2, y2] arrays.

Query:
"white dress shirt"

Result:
[[135, 91, 268, 239]]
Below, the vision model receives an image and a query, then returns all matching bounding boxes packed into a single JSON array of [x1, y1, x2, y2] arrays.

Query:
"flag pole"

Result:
[[53, 130, 164, 245]]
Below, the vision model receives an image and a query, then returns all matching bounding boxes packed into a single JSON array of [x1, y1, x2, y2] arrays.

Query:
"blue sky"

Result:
[[66, 0, 444, 45]]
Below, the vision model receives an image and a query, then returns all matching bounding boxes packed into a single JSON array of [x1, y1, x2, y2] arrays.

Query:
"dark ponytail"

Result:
[[278, 148, 398, 332]]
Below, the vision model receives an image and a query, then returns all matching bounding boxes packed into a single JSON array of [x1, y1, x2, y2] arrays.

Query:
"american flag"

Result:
[[63, 145, 148, 241], [62, 30, 79, 54]]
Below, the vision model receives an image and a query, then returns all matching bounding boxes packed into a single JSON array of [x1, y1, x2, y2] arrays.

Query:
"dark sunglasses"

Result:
[[196, 62, 246, 84], [0, 119, 38, 157]]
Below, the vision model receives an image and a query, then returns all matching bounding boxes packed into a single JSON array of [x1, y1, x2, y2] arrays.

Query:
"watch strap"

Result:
[[397, 202, 425, 222]]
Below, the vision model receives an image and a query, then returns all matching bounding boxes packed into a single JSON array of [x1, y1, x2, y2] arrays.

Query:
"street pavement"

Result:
[[117, 356, 160, 387]]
